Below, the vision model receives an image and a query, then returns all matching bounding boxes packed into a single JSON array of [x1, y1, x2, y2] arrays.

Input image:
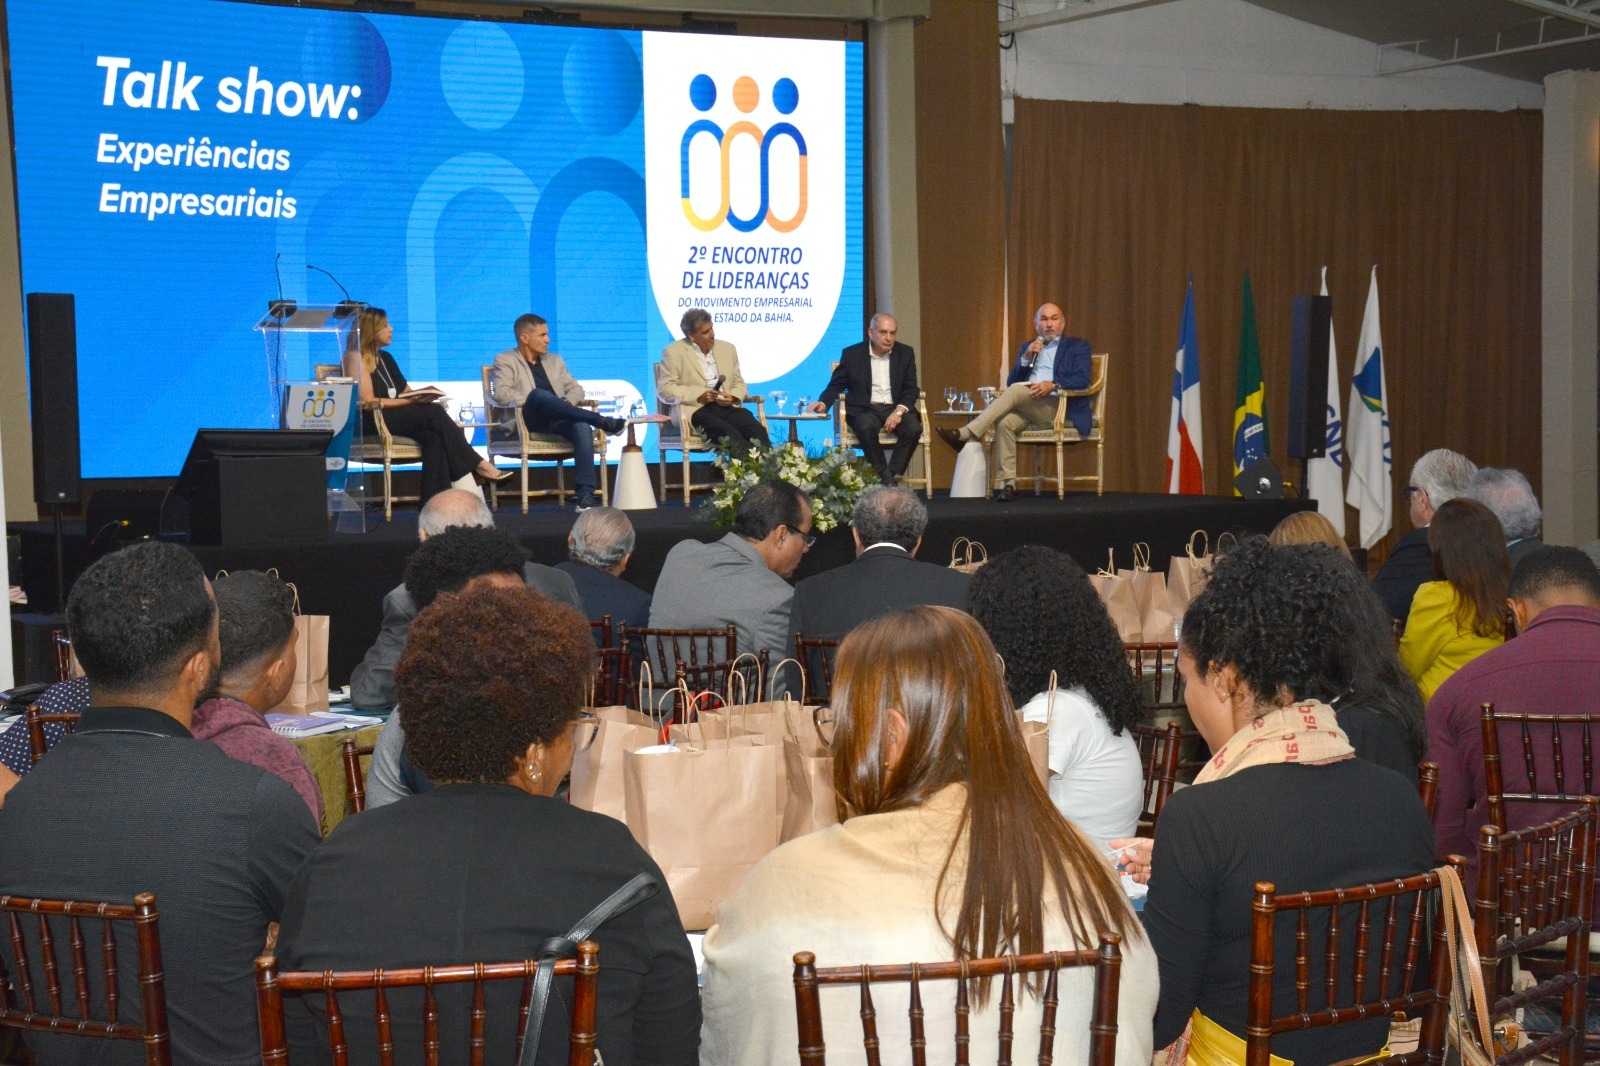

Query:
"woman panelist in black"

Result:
[[274, 586, 700, 1065], [343, 305, 504, 504]]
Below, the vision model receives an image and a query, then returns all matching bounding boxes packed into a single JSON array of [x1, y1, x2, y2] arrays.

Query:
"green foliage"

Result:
[[704, 441, 878, 533]]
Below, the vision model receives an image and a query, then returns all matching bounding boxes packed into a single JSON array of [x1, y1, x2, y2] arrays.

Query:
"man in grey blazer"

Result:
[[648, 480, 810, 674], [348, 489, 581, 711], [491, 313, 626, 510]]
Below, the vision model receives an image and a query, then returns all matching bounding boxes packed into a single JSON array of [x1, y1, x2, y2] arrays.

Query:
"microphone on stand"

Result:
[[305, 263, 352, 301], [307, 264, 362, 318]]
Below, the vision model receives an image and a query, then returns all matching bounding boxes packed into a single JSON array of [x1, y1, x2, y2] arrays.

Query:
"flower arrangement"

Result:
[[706, 441, 878, 533]]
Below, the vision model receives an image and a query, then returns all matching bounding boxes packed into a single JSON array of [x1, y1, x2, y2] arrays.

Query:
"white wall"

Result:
[[1004, 0, 1545, 114]]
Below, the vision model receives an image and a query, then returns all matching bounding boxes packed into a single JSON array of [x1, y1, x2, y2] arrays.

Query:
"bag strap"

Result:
[[949, 536, 971, 567], [1437, 863, 1497, 1059], [769, 657, 806, 714], [519, 872, 661, 1066], [1187, 530, 1209, 560], [1132, 542, 1151, 572]]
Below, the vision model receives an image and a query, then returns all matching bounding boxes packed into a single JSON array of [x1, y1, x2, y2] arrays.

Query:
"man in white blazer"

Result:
[[491, 313, 626, 509], [657, 307, 771, 454]]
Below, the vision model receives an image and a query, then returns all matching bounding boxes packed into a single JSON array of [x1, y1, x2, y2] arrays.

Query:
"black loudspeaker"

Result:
[[173, 429, 332, 547], [25, 293, 81, 507], [1287, 295, 1333, 461]]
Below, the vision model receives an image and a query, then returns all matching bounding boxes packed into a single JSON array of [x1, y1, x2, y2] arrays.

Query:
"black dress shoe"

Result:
[[935, 427, 964, 453], [995, 483, 1018, 502], [599, 416, 627, 435]]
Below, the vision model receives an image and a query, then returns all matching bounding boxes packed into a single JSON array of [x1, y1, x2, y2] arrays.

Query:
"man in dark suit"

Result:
[[808, 313, 921, 483], [557, 506, 653, 640], [934, 302, 1091, 501], [789, 485, 970, 650]]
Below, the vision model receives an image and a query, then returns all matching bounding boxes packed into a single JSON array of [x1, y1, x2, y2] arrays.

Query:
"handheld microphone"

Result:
[[1024, 334, 1046, 367], [305, 263, 352, 302]]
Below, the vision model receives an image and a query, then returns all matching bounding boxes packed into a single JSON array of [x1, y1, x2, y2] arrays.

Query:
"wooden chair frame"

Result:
[[339, 736, 376, 816], [1244, 860, 1463, 1066], [0, 891, 170, 1065], [25, 703, 80, 765], [791, 634, 841, 707], [829, 369, 933, 499], [654, 362, 766, 506], [1480, 702, 1600, 833], [1008, 353, 1109, 499], [347, 402, 424, 522], [590, 638, 634, 711], [1130, 722, 1183, 835], [254, 941, 600, 1066], [480, 366, 608, 514], [1124, 641, 1205, 774], [1472, 797, 1596, 1066], [792, 934, 1124, 1066]]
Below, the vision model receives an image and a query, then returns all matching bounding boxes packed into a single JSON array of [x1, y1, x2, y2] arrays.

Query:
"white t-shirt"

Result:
[[1019, 685, 1144, 848]]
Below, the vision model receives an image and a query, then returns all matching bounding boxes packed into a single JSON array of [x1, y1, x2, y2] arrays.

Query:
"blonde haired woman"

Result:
[[342, 306, 503, 503], [700, 606, 1157, 1065]]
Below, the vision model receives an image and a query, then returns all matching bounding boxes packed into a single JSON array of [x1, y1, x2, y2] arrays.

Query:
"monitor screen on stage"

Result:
[[3, 0, 864, 478]]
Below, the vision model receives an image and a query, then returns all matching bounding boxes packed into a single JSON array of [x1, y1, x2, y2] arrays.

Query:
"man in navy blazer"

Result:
[[935, 303, 1092, 501], [808, 313, 921, 483]]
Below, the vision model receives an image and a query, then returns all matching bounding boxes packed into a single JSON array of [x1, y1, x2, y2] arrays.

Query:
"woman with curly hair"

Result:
[[968, 545, 1147, 846], [701, 606, 1157, 1065], [274, 586, 700, 1065], [1399, 496, 1511, 702], [1110, 538, 1434, 1065]]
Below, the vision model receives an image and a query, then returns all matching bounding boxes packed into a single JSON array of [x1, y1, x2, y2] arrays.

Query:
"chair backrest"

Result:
[[590, 639, 634, 710], [254, 942, 600, 1066], [1129, 722, 1183, 834], [1480, 701, 1600, 832], [0, 892, 171, 1065], [1244, 860, 1462, 1066], [1123, 642, 1205, 772], [1472, 797, 1596, 1066], [339, 736, 376, 816], [1417, 762, 1440, 821], [792, 934, 1124, 1066], [26, 704, 80, 765], [51, 631, 73, 683], [1074, 354, 1109, 427], [589, 614, 614, 649], [791, 634, 840, 706], [619, 624, 737, 681]]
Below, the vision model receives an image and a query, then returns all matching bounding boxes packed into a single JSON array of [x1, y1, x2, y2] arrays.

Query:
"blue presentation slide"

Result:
[[3, 0, 863, 478]]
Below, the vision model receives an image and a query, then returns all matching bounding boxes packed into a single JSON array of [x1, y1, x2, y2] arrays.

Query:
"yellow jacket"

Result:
[[1398, 580, 1505, 704]]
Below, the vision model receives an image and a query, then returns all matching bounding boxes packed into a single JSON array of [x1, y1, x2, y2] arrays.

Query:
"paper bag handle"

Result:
[[950, 536, 972, 568], [1131, 542, 1151, 572], [1096, 547, 1117, 577], [1186, 530, 1209, 561], [768, 657, 807, 720], [725, 651, 763, 705], [1216, 531, 1239, 555]]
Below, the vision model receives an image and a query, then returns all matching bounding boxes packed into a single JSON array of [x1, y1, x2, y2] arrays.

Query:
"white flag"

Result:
[[1306, 267, 1345, 536], [1344, 267, 1392, 549]]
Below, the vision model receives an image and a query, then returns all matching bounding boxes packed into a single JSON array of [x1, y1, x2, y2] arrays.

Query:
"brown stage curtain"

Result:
[[1006, 98, 1541, 547], [914, 0, 1007, 487]]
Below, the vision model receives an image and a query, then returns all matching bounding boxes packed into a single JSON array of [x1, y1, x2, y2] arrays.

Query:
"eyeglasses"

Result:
[[573, 711, 600, 753], [1404, 486, 1423, 498], [785, 524, 817, 549], [812, 706, 835, 750]]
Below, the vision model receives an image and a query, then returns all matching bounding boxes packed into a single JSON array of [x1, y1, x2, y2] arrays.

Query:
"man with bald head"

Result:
[[809, 312, 921, 484], [935, 302, 1093, 501]]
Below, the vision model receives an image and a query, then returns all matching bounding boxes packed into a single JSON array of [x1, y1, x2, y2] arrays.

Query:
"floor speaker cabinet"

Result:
[[174, 430, 333, 547], [11, 613, 65, 687], [26, 292, 82, 508], [1287, 295, 1332, 462]]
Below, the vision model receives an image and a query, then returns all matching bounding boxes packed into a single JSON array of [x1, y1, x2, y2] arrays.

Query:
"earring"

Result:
[[527, 766, 542, 782]]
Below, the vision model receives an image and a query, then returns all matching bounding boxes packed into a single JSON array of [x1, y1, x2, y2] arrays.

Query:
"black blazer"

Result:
[[818, 341, 919, 415], [557, 561, 653, 637], [788, 545, 970, 646], [276, 785, 700, 1066]]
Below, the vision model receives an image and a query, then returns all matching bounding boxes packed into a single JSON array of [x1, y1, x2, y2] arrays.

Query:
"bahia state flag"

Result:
[[1166, 278, 1205, 494], [1305, 267, 1345, 536], [1231, 271, 1268, 494], [1344, 267, 1392, 549]]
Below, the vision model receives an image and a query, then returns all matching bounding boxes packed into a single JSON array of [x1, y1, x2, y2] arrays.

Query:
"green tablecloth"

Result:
[[291, 725, 382, 836]]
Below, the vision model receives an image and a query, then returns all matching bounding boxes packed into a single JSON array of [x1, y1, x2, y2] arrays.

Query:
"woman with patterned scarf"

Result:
[[1111, 538, 1435, 1066]]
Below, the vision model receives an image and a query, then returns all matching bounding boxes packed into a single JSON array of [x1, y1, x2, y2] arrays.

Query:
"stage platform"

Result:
[[12, 491, 1310, 688]]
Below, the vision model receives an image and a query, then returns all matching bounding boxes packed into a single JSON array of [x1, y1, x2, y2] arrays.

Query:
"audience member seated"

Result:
[[0, 542, 320, 1065], [1371, 447, 1476, 622], [648, 480, 810, 672], [967, 545, 1146, 847], [1398, 497, 1509, 703], [701, 606, 1157, 1066], [364, 526, 532, 809], [557, 507, 652, 638], [1110, 539, 1435, 1065], [190, 570, 322, 820], [350, 488, 579, 711], [1468, 465, 1545, 566], [275, 585, 699, 1066], [1427, 546, 1600, 907], [787, 485, 969, 647], [1267, 509, 1351, 560], [0, 675, 88, 804]]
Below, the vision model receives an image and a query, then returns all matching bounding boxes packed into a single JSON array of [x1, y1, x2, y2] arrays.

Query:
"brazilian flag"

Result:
[[1232, 272, 1268, 494]]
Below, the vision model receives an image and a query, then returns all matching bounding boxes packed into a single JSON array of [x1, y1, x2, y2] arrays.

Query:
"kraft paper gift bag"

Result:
[[1118, 542, 1177, 643], [1166, 531, 1213, 616], [265, 583, 330, 714], [948, 537, 989, 575], [623, 722, 780, 931], [1088, 550, 1144, 643], [780, 730, 838, 843], [567, 704, 662, 822], [1020, 671, 1057, 790]]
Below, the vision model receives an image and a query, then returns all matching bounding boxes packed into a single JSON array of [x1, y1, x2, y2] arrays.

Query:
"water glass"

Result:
[[770, 390, 787, 415], [943, 386, 958, 411], [978, 386, 997, 407], [798, 396, 810, 414], [959, 392, 974, 412]]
